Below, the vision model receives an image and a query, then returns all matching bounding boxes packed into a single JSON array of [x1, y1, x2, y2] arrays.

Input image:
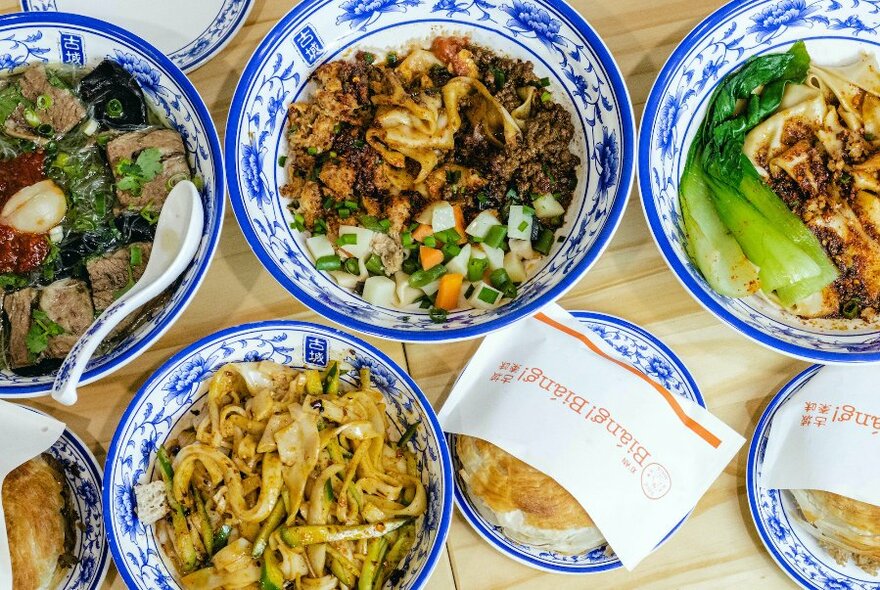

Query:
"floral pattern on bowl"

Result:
[[225, 0, 635, 342], [0, 13, 224, 397], [640, 0, 880, 362], [450, 310, 703, 574], [103, 320, 453, 590], [746, 365, 880, 589]]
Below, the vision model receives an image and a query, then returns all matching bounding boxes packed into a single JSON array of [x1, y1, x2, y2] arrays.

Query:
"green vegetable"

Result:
[[337, 233, 358, 246], [539, 77, 551, 87], [398, 421, 420, 448], [211, 524, 232, 554], [358, 536, 388, 590], [25, 309, 65, 358], [491, 67, 506, 88], [540, 91, 551, 103], [260, 547, 284, 590], [130, 244, 143, 266], [316, 255, 342, 271], [364, 254, 385, 275], [331, 557, 357, 588], [277, 154, 287, 167], [428, 306, 447, 323], [467, 258, 488, 282], [679, 41, 837, 305], [193, 487, 213, 556], [489, 268, 517, 298], [253, 497, 286, 558], [36, 94, 52, 110], [323, 360, 340, 395], [483, 225, 507, 249], [116, 147, 163, 195], [679, 155, 758, 297], [533, 228, 555, 256], [156, 446, 197, 573], [344, 257, 361, 275], [360, 214, 390, 233], [409, 264, 447, 288], [307, 146, 319, 156], [478, 286, 500, 304], [106, 98, 124, 119], [386, 52, 398, 66], [842, 298, 861, 319], [0, 84, 26, 125], [422, 235, 437, 248]]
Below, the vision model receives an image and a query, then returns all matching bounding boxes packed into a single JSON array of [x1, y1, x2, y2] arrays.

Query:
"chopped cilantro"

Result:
[[115, 148, 163, 195], [25, 309, 64, 358]]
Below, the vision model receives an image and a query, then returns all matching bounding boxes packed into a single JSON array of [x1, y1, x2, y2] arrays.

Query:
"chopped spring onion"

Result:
[[540, 91, 551, 103], [36, 94, 52, 110], [23, 108, 41, 127], [337, 233, 357, 246], [307, 146, 319, 156], [343, 257, 361, 275], [842, 298, 861, 319], [359, 215, 390, 233], [539, 76, 551, 87], [467, 257, 488, 282], [165, 172, 189, 191], [36, 123, 53, 137], [106, 98, 124, 119], [315, 255, 342, 271], [428, 307, 448, 323], [278, 155, 288, 167]]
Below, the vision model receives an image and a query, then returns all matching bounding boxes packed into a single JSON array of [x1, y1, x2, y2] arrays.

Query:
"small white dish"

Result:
[[20, 0, 255, 72], [747, 366, 880, 590], [449, 310, 703, 574]]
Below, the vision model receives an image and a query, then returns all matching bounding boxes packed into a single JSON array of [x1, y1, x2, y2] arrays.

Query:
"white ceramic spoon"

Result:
[[52, 181, 204, 406]]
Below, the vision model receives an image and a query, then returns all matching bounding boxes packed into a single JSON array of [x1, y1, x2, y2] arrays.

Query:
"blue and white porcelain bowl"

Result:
[[104, 320, 453, 590], [450, 310, 702, 574], [747, 366, 880, 589], [0, 13, 224, 397], [225, 0, 635, 342], [640, 0, 880, 363], [20, 406, 109, 590]]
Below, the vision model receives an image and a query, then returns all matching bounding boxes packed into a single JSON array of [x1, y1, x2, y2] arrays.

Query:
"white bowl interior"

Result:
[[104, 321, 451, 590], [642, 1, 880, 359], [229, 0, 632, 338], [0, 16, 223, 394]]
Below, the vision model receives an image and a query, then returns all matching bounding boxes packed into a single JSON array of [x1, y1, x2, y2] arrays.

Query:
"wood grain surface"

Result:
[[0, 0, 807, 588]]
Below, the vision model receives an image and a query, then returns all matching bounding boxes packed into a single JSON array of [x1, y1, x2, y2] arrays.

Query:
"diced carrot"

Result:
[[420, 246, 444, 270], [453, 205, 467, 244], [412, 224, 433, 242], [435, 273, 463, 311]]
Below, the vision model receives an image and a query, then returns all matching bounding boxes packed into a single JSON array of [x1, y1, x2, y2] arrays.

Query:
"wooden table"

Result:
[[0, 0, 809, 587]]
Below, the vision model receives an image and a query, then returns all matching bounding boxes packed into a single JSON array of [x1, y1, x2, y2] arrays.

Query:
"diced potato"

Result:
[[504, 251, 527, 283], [338, 226, 376, 259], [446, 243, 472, 275], [467, 281, 503, 309], [394, 271, 422, 306], [431, 201, 456, 233], [306, 235, 335, 261], [362, 275, 396, 306], [507, 205, 533, 241], [509, 239, 536, 260], [532, 194, 565, 218], [465, 210, 500, 239], [478, 244, 504, 271]]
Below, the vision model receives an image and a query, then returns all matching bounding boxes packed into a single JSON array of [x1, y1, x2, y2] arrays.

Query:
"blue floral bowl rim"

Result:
[[743, 364, 867, 590], [18, 0, 256, 73], [448, 309, 704, 574], [224, 0, 637, 343], [101, 319, 454, 590], [637, 0, 880, 364], [0, 11, 226, 395], [21, 404, 110, 590]]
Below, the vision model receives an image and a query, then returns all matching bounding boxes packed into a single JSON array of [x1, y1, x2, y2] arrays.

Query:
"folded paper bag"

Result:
[[438, 304, 745, 569], [0, 401, 65, 589], [763, 365, 880, 506]]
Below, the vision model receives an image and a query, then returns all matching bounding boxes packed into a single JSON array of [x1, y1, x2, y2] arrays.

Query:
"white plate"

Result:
[[747, 366, 880, 590], [20, 0, 254, 72], [18, 406, 109, 590], [449, 310, 704, 574]]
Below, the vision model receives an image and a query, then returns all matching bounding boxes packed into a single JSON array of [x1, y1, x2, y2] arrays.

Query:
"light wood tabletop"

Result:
[[0, 0, 810, 588]]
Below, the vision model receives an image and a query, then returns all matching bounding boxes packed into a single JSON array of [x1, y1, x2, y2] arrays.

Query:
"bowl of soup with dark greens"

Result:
[[0, 13, 223, 396]]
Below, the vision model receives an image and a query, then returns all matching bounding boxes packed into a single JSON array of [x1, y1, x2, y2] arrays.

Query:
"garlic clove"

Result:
[[1, 179, 67, 234]]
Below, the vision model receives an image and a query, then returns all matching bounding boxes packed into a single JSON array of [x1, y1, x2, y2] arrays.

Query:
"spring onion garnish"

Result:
[[23, 107, 40, 127], [106, 98, 124, 119], [36, 94, 52, 110]]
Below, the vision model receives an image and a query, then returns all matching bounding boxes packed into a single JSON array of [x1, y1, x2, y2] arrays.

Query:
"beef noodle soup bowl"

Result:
[[0, 13, 223, 396], [226, 1, 635, 342]]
